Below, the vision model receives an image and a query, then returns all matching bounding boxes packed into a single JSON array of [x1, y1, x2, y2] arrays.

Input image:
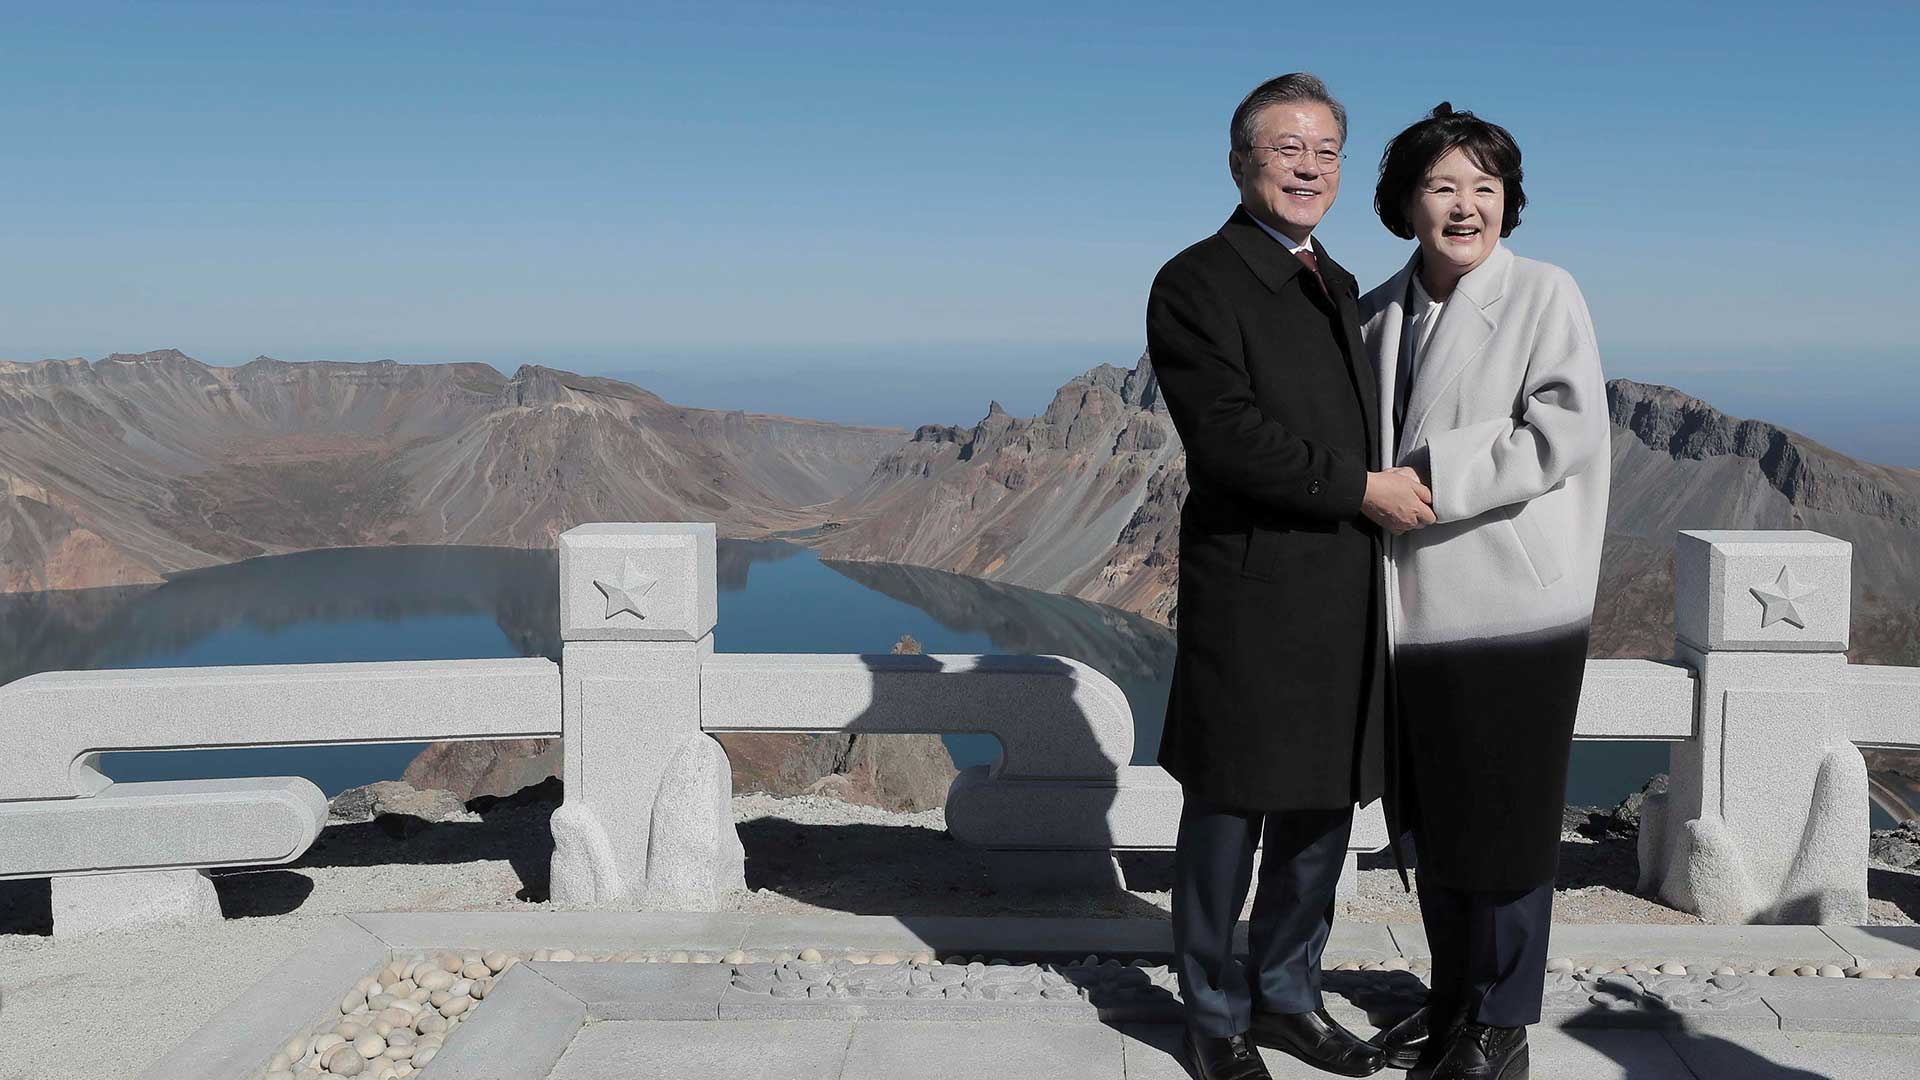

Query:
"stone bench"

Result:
[[0, 776, 328, 935], [0, 657, 559, 934]]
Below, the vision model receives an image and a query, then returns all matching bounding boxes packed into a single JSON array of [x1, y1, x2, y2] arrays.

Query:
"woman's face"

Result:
[[1409, 146, 1503, 278]]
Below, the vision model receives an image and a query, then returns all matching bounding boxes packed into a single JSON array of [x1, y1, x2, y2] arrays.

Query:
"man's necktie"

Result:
[[1293, 247, 1331, 303]]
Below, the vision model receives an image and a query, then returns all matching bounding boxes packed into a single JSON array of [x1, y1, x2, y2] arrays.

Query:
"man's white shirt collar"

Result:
[[1249, 211, 1312, 255]]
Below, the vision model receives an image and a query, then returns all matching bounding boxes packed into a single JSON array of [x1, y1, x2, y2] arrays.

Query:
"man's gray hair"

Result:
[[1230, 73, 1348, 151]]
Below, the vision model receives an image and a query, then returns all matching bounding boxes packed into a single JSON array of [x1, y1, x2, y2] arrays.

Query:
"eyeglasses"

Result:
[[1246, 144, 1345, 172]]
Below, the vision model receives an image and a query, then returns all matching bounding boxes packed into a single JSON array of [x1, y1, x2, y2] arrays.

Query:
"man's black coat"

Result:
[[1150, 206, 1388, 812]]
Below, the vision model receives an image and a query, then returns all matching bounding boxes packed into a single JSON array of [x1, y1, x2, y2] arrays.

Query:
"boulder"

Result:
[[329, 780, 476, 825]]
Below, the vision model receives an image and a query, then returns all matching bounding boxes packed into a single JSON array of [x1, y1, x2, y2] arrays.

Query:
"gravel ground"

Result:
[[2, 788, 1915, 1080]]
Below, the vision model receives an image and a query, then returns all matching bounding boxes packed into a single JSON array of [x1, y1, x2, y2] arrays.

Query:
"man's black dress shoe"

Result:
[[1375, 1000, 1464, 1071], [1248, 1008, 1386, 1077], [1183, 1029, 1273, 1080], [1374, 1005, 1436, 1071], [1430, 1022, 1529, 1080]]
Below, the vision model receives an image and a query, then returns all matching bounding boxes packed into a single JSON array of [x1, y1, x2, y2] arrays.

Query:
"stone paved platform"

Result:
[[538, 1019, 1916, 1079], [117, 913, 1920, 1079]]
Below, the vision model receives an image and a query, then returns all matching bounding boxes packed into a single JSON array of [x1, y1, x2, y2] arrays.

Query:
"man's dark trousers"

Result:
[[1173, 793, 1355, 1037]]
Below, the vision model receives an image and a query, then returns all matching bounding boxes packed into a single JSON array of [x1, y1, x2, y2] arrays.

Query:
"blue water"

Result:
[[1, 541, 1683, 813]]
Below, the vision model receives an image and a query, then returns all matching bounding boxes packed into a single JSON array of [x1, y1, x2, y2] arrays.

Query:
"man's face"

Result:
[[1229, 101, 1343, 244]]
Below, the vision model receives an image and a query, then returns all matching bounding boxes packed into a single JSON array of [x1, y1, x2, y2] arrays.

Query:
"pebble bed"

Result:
[[261, 946, 1920, 1077], [262, 950, 510, 1080]]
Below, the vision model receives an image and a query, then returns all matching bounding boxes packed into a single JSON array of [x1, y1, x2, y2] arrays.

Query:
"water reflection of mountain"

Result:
[[821, 558, 1175, 686], [0, 540, 804, 686]]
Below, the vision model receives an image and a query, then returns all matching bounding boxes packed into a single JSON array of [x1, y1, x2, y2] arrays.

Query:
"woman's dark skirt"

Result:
[[1395, 623, 1590, 892]]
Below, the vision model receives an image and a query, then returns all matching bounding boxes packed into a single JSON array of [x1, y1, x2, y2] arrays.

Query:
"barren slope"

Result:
[[0, 351, 906, 591]]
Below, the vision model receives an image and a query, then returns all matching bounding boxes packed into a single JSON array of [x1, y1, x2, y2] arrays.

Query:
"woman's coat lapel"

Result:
[[1371, 244, 1515, 464]]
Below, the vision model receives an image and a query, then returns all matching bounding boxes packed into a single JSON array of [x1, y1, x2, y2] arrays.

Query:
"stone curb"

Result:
[[134, 915, 390, 1080], [419, 964, 587, 1079]]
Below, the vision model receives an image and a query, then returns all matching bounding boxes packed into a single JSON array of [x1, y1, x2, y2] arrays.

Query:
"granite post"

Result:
[[549, 523, 744, 908], [1638, 530, 1867, 923]]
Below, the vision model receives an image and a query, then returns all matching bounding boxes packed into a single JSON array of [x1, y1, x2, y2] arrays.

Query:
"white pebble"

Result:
[[417, 969, 455, 992], [461, 962, 489, 980], [724, 950, 748, 965], [1657, 963, 1687, 976], [1545, 958, 1574, 973], [353, 1034, 386, 1059], [550, 949, 576, 962], [872, 952, 900, 965], [1818, 965, 1845, 978], [437, 953, 463, 973], [483, 951, 510, 973], [799, 948, 823, 963], [412, 1046, 438, 1067], [448, 978, 473, 998], [441, 996, 472, 1018]]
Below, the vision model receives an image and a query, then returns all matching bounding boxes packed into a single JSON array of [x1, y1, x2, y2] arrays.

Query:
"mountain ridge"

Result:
[[0, 350, 905, 592]]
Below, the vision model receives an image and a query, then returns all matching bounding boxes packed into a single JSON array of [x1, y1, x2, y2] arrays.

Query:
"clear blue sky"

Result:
[[3, 2, 1915, 458]]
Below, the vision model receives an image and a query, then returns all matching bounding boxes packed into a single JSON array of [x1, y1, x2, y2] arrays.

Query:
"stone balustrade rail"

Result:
[[0, 522, 1913, 936]]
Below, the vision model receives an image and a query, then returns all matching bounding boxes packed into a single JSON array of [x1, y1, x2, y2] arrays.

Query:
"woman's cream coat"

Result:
[[1360, 244, 1611, 651]]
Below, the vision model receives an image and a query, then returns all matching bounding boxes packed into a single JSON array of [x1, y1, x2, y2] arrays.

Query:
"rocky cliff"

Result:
[[808, 357, 1920, 667], [812, 355, 1185, 625], [0, 351, 906, 591]]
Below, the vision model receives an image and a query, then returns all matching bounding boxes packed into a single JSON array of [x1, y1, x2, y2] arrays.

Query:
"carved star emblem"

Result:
[[593, 558, 658, 621], [1749, 565, 1816, 629]]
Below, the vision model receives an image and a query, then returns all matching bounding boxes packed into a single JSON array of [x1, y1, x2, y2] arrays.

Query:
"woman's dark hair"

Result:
[[1374, 102, 1527, 239]]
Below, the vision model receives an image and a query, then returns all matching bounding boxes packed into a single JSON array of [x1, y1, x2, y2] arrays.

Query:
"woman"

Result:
[[1359, 104, 1610, 1080]]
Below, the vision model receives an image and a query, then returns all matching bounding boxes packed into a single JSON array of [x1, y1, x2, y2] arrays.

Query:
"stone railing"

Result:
[[1, 523, 1915, 935]]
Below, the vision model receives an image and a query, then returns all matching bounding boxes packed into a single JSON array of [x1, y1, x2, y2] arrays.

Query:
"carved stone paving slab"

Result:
[[1541, 971, 1776, 1030]]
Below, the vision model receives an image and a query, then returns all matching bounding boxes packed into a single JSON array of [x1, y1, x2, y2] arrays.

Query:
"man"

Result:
[[1149, 74, 1435, 1080]]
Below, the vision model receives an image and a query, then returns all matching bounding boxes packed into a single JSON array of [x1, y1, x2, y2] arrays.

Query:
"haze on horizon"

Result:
[[2, 2, 1915, 462]]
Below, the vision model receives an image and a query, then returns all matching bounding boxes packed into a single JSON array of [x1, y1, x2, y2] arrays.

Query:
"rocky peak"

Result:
[[1122, 352, 1163, 413], [501, 364, 583, 408], [0, 356, 96, 388], [99, 348, 198, 366], [1609, 378, 1920, 527], [909, 422, 970, 446]]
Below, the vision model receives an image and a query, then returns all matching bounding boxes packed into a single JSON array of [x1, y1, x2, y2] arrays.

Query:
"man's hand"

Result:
[[1362, 467, 1435, 534]]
